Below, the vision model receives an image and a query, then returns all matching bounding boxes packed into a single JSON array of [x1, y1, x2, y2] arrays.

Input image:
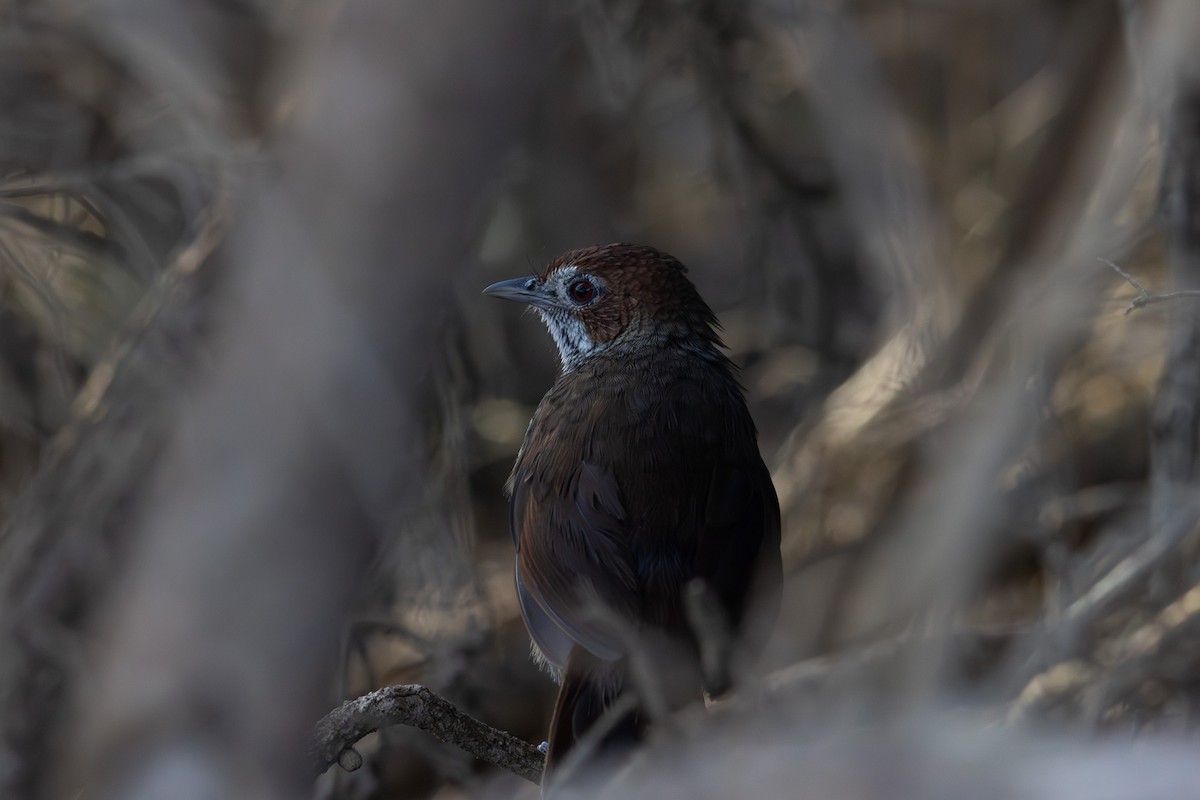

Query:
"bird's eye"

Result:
[[568, 278, 596, 303]]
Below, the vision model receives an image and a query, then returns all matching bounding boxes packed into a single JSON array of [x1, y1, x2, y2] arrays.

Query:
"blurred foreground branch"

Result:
[[1010, 8, 1200, 726], [1152, 65, 1200, 538], [42, 2, 554, 799], [0, 174, 229, 799]]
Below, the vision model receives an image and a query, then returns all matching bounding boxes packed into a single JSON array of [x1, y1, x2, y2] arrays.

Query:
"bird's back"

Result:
[[508, 342, 780, 677]]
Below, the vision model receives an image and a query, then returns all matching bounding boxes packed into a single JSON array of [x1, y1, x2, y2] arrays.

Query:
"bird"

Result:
[[484, 243, 781, 779]]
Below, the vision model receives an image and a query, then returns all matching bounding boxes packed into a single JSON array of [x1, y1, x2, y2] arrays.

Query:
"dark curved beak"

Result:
[[483, 276, 556, 311]]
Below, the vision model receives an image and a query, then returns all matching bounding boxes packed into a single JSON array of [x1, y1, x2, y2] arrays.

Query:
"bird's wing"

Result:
[[693, 453, 782, 643], [514, 559, 578, 668], [511, 458, 637, 665], [640, 377, 782, 642]]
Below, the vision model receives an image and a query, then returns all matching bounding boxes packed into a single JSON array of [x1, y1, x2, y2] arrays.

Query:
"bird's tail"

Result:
[[545, 647, 641, 775]]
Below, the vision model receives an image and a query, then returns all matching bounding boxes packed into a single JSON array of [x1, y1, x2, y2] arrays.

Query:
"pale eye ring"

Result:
[[568, 278, 596, 303]]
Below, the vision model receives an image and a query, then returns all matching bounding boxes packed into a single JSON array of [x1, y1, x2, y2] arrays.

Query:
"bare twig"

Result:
[[1102, 257, 1200, 313], [310, 684, 545, 784]]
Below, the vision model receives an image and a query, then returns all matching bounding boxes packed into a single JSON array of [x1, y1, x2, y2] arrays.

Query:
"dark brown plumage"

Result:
[[484, 244, 781, 778]]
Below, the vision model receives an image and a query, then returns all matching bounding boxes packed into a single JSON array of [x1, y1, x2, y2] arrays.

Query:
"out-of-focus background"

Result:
[[2, 1, 1200, 798]]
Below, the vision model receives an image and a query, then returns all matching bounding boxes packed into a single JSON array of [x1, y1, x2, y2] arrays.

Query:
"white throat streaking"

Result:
[[536, 308, 596, 372]]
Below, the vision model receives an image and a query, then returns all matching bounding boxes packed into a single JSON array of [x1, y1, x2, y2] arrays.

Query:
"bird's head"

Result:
[[484, 243, 724, 371]]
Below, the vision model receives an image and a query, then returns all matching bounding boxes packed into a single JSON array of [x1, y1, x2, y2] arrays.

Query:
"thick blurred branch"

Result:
[[770, 0, 1141, 640], [0, 177, 229, 800], [1010, 12, 1200, 724], [589, 713, 1200, 800], [1152, 70, 1200, 537], [51, 2, 553, 799]]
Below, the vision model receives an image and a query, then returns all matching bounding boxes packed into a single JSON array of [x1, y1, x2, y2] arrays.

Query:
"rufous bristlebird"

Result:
[[485, 243, 781, 777]]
